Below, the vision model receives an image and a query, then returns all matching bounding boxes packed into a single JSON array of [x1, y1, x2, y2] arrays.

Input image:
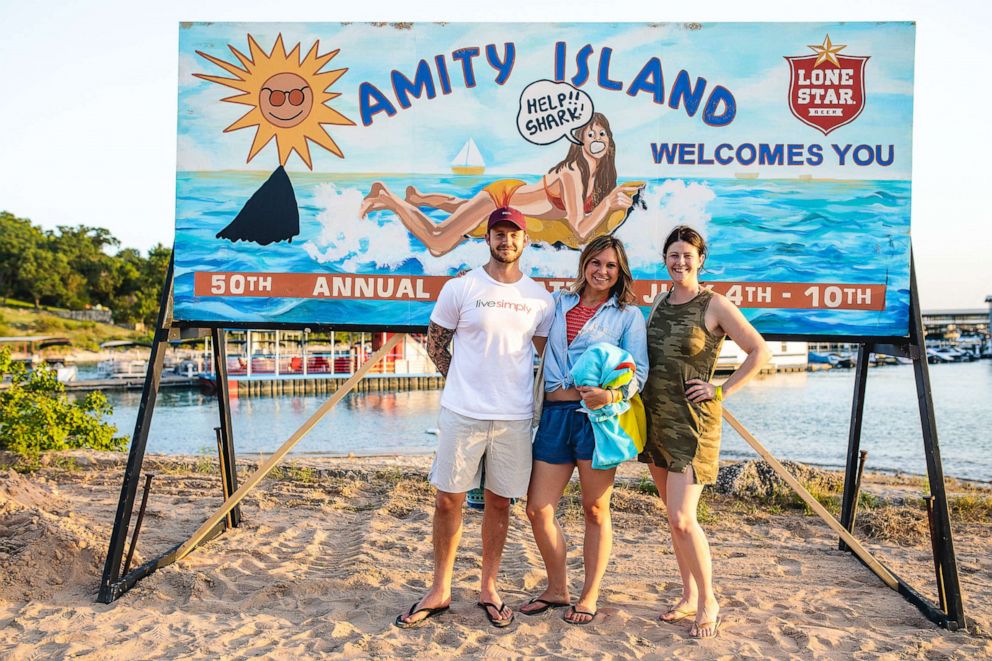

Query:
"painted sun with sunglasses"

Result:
[[259, 72, 312, 128], [196, 33, 354, 168]]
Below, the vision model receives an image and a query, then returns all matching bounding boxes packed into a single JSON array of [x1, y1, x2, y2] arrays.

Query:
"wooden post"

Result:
[[722, 408, 898, 589], [174, 333, 404, 562], [98, 256, 175, 603]]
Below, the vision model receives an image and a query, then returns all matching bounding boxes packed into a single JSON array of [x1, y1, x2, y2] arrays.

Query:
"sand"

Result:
[[1, 451, 990, 659]]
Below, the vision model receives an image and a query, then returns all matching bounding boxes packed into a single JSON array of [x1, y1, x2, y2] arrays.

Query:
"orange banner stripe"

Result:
[[192, 272, 886, 311]]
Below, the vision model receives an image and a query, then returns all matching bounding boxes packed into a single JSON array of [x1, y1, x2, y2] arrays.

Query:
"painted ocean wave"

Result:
[[173, 173, 911, 334]]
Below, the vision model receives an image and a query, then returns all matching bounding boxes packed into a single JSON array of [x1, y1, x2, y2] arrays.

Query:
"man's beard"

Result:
[[489, 245, 521, 264]]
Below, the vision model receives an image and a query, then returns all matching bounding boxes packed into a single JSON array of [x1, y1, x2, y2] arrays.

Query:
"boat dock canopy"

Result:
[[0, 336, 72, 349], [99, 340, 154, 350]]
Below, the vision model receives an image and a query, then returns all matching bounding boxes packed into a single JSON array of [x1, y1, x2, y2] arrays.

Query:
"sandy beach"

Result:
[[1, 451, 990, 659]]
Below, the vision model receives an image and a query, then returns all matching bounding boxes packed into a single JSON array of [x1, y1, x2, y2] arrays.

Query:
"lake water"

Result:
[[84, 361, 992, 483]]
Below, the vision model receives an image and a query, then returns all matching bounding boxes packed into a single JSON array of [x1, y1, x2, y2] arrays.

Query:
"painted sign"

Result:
[[174, 22, 915, 336]]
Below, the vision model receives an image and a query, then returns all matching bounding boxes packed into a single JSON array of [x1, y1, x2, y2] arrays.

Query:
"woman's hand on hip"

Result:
[[685, 378, 717, 403]]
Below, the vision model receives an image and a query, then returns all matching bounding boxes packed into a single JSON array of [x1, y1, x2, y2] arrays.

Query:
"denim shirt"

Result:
[[543, 290, 649, 394]]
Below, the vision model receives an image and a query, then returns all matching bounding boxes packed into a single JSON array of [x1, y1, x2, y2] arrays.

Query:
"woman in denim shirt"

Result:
[[519, 236, 648, 624]]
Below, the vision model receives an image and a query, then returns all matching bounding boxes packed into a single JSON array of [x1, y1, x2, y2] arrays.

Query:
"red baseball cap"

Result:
[[487, 206, 526, 231]]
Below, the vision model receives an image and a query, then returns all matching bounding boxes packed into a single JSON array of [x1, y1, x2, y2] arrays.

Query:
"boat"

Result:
[[929, 346, 977, 363], [926, 348, 957, 364], [450, 138, 485, 175], [807, 351, 855, 368], [869, 353, 899, 366], [808, 351, 836, 366], [98, 340, 153, 379], [9, 358, 77, 383], [45, 357, 78, 382], [829, 352, 856, 368], [719, 341, 808, 373], [0, 335, 77, 383]]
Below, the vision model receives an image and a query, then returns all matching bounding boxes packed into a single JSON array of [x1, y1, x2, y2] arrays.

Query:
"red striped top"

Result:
[[566, 302, 602, 344]]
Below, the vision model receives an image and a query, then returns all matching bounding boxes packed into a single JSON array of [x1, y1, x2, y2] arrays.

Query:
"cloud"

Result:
[[303, 183, 412, 269], [615, 179, 715, 270], [175, 134, 217, 171]]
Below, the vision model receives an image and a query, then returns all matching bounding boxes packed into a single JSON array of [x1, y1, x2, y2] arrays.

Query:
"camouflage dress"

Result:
[[638, 288, 725, 484]]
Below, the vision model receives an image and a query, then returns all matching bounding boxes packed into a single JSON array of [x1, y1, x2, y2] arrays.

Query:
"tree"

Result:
[[50, 225, 122, 308], [0, 212, 173, 327], [111, 244, 171, 327], [19, 247, 70, 310], [0, 211, 45, 304]]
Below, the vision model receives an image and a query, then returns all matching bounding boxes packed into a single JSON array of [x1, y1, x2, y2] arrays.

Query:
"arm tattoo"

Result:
[[426, 321, 455, 377]]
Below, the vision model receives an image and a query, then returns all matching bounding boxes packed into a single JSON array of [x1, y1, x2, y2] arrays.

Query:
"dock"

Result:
[[42, 373, 445, 394], [227, 374, 444, 397], [59, 376, 200, 391]]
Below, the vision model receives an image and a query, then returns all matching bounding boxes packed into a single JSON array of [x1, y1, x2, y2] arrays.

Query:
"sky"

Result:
[[0, 0, 989, 310]]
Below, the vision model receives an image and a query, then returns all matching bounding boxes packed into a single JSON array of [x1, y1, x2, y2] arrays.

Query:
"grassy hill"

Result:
[[0, 303, 148, 352]]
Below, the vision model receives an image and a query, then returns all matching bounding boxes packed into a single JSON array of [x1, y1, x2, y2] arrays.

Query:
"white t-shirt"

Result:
[[430, 267, 554, 420]]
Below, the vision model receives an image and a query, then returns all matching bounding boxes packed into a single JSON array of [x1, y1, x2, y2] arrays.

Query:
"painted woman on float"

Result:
[[360, 113, 644, 255], [518, 235, 648, 625], [639, 225, 770, 639]]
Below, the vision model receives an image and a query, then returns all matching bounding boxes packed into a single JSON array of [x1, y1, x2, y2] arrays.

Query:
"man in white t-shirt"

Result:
[[395, 206, 554, 630]]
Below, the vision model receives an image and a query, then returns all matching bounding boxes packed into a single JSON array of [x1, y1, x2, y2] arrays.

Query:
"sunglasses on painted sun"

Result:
[[262, 86, 309, 107]]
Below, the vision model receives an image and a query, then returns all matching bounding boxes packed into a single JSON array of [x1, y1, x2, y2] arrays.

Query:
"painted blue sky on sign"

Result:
[[178, 22, 915, 180]]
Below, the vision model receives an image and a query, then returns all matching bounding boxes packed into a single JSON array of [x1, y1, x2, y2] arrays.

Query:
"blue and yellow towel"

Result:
[[570, 342, 647, 470]]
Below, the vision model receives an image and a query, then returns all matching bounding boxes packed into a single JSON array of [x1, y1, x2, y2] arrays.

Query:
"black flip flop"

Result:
[[520, 597, 570, 616], [563, 605, 598, 626], [477, 601, 514, 628], [394, 602, 450, 629]]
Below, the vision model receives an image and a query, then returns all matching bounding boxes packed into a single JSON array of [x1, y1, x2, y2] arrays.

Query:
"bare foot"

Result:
[[690, 598, 720, 638], [519, 589, 570, 615], [396, 591, 451, 627], [660, 594, 697, 622], [478, 590, 513, 626], [405, 185, 424, 206], [360, 181, 390, 218], [563, 601, 598, 625]]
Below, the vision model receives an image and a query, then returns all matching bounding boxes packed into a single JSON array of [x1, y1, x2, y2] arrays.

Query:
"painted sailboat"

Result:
[[451, 138, 485, 175]]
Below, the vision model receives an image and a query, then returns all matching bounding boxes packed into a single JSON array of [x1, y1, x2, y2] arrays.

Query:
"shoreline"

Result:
[[247, 449, 992, 488], [2, 451, 990, 658], [35, 448, 991, 489]]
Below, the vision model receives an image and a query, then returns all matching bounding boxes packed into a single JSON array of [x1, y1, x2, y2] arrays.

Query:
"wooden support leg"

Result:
[[174, 333, 404, 562], [908, 256, 966, 629], [98, 256, 174, 604], [839, 344, 870, 551], [722, 408, 898, 589], [212, 328, 241, 527]]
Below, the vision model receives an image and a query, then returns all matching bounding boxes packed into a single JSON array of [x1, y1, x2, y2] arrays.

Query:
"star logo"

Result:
[[807, 34, 847, 68], [786, 36, 869, 134]]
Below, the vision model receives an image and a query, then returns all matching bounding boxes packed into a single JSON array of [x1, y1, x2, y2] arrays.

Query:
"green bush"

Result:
[[0, 347, 127, 466], [34, 316, 71, 332]]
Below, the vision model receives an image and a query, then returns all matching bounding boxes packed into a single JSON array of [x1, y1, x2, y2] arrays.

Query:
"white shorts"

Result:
[[429, 407, 534, 499]]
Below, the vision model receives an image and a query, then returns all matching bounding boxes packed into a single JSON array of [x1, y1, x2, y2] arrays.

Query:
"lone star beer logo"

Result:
[[786, 35, 869, 135]]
